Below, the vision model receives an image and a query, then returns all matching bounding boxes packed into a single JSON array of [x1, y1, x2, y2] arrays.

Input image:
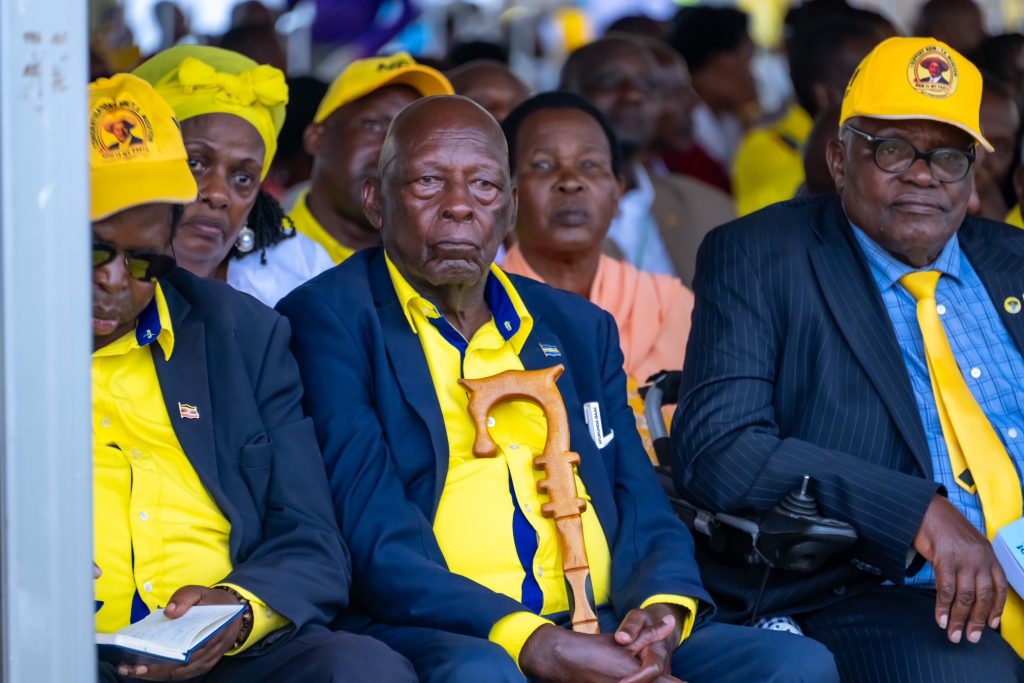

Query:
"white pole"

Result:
[[0, 0, 94, 681]]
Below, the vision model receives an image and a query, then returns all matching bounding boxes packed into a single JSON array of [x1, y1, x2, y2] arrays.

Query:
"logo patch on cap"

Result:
[[90, 100, 154, 160], [907, 45, 958, 98]]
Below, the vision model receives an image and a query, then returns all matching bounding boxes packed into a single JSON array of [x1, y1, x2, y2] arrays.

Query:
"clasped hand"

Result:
[[520, 605, 687, 683]]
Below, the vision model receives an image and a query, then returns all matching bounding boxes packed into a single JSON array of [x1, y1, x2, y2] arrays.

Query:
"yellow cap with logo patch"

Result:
[[314, 52, 453, 124], [839, 36, 993, 152], [89, 73, 198, 221]]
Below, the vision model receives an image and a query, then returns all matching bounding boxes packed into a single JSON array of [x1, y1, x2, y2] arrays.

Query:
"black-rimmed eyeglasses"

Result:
[[93, 241, 177, 281], [843, 125, 976, 183]]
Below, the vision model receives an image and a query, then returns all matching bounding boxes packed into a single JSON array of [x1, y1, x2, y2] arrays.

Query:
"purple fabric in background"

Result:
[[303, 0, 419, 56]]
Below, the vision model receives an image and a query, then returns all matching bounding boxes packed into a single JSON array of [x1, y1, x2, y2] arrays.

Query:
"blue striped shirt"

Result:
[[851, 226, 1024, 586]]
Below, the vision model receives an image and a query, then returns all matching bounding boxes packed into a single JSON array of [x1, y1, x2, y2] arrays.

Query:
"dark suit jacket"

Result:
[[151, 268, 350, 650], [277, 248, 712, 639], [671, 195, 1024, 621]]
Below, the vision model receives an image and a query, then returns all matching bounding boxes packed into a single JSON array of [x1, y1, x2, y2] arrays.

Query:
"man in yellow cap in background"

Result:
[[89, 73, 414, 683], [287, 53, 453, 264], [673, 37, 1024, 681]]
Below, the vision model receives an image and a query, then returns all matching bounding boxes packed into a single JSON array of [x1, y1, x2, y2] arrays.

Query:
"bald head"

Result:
[[448, 60, 530, 122], [365, 95, 517, 297], [378, 95, 508, 183], [560, 35, 657, 93]]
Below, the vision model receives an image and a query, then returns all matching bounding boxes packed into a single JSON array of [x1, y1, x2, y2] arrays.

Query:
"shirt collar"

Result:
[[385, 252, 533, 353], [93, 282, 174, 359], [849, 220, 961, 291]]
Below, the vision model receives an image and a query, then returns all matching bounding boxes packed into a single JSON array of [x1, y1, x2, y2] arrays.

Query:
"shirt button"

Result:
[[537, 567, 544, 577], [1010, 428, 1020, 439], [970, 367, 982, 379], [101, 418, 111, 428], [487, 417, 496, 428], [131, 449, 142, 459], [936, 304, 947, 315], [524, 504, 532, 513], [138, 511, 148, 521], [509, 443, 519, 450], [143, 581, 153, 593]]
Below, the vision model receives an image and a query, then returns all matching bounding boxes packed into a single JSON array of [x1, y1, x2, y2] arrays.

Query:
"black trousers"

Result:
[[97, 626, 416, 683], [798, 586, 1024, 683]]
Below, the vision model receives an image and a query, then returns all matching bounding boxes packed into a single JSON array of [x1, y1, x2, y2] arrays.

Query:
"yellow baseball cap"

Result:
[[839, 36, 993, 152], [314, 52, 454, 123], [89, 73, 198, 221]]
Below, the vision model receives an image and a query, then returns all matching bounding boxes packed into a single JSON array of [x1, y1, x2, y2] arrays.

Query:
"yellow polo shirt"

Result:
[[289, 189, 355, 264], [385, 257, 697, 665], [93, 284, 288, 653], [1007, 205, 1023, 229], [732, 103, 813, 216]]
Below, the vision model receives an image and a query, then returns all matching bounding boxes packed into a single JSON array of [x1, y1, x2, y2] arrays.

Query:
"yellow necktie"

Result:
[[901, 270, 1024, 654]]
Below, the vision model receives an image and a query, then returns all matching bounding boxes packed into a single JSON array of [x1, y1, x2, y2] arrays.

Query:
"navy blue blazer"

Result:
[[150, 268, 350, 649], [672, 195, 1024, 620], [277, 248, 712, 639]]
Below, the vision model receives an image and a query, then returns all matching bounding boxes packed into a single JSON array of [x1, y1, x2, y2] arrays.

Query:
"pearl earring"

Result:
[[235, 225, 255, 253]]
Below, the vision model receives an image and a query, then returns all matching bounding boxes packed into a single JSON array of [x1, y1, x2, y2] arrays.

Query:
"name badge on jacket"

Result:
[[584, 402, 614, 449]]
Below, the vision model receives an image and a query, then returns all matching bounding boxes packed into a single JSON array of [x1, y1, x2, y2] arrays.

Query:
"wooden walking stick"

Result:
[[459, 365, 600, 635]]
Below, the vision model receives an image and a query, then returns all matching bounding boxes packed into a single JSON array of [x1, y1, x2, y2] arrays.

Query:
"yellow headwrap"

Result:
[[132, 46, 288, 179]]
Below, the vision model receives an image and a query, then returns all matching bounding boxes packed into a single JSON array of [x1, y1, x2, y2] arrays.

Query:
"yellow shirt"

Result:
[[385, 257, 697, 665], [93, 284, 287, 652], [732, 103, 813, 216], [289, 189, 355, 264], [1007, 204, 1023, 229]]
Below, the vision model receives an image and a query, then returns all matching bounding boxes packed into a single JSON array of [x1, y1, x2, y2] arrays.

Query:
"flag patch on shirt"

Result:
[[539, 343, 561, 357], [177, 403, 200, 420]]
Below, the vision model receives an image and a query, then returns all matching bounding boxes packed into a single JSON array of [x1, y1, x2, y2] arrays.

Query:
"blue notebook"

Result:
[[96, 604, 245, 664]]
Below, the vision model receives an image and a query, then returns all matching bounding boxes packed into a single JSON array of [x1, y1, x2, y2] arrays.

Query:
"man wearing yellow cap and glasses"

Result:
[[286, 52, 453, 264], [674, 36, 1024, 680], [89, 73, 414, 683]]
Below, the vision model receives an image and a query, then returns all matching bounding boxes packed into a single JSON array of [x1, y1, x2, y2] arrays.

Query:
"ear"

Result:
[[303, 122, 325, 157], [612, 174, 626, 218], [825, 137, 847, 194], [811, 82, 834, 115], [1014, 165, 1024, 206], [362, 176, 384, 232]]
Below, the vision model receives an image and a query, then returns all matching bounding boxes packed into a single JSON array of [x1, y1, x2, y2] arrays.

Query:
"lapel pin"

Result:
[[1005, 297, 1021, 315], [177, 402, 200, 420], [539, 343, 562, 357]]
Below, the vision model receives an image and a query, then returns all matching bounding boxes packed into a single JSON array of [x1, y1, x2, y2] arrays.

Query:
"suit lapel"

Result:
[[959, 224, 1024, 357], [519, 302, 614, 528], [152, 277, 222, 499], [809, 202, 932, 475], [368, 252, 449, 509]]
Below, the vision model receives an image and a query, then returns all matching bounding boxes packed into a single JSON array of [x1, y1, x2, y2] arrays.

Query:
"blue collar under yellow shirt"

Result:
[[385, 255, 697, 665], [851, 225, 1024, 586]]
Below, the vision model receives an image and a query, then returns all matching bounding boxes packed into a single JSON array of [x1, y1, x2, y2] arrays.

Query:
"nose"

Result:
[[618, 78, 649, 105], [93, 254, 130, 293], [441, 181, 474, 222], [556, 168, 584, 195], [198, 169, 230, 210], [902, 156, 942, 187]]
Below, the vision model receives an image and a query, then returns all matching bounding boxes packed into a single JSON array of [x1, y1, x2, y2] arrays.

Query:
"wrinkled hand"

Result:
[[913, 495, 1007, 645], [116, 585, 243, 681], [614, 606, 686, 683], [520, 622, 683, 683]]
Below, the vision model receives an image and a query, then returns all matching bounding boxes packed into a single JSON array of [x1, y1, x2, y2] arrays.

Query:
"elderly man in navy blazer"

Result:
[[674, 37, 1024, 682], [278, 94, 837, 683]]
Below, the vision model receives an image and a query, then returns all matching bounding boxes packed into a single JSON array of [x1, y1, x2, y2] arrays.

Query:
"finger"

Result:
[[965, 570, 994, 644], [93, 564, 102, 579], [619, 644, 669, 683], [934, 562, 956, 631], [164, 585, 203, 618], [615, 609, 650, 645], [947, 568, 978, 643], [624, 616, 676, 657], [988, 563, 1009, 629]]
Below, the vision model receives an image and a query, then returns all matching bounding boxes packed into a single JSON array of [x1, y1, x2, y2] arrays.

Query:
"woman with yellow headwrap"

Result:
[[134, 46, 333, 307]]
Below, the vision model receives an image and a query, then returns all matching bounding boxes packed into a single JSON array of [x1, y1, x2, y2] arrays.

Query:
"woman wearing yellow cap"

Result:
[[134, 46, 332, 307]]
